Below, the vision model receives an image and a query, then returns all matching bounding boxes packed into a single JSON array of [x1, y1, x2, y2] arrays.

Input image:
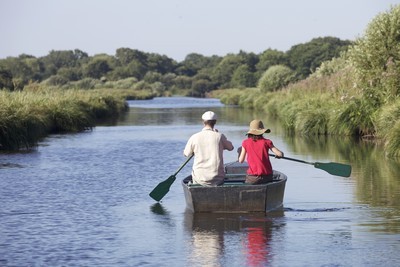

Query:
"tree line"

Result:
[[0, 36, 351, 96]]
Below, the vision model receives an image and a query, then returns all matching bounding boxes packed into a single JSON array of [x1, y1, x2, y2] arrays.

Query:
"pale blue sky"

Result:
[[1, 0, 399, 61]]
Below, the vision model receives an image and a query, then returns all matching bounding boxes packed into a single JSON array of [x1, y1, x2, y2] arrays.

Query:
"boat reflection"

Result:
[[184, 210, 284, 266]]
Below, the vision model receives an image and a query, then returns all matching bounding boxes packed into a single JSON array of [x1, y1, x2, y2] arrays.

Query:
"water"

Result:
[[1, 97, 400, 266]]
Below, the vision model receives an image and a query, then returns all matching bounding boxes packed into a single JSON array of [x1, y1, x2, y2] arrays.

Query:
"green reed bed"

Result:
[[0, 88, 155, 150], [375, 99, 400, 157], [211, 78, 400, 157]]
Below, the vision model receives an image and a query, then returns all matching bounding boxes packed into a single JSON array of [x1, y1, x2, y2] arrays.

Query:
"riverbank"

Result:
[[0, 87, 155, 151], [210, 70, 400, 158], [211, 6, 400, 158]]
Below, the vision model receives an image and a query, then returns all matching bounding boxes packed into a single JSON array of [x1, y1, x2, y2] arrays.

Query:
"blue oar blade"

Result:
[[314, 162, 352, 177], [149, 175, 176, 201]]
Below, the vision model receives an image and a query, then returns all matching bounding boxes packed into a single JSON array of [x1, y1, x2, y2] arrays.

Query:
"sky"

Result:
[[1, 0, 399, 62]]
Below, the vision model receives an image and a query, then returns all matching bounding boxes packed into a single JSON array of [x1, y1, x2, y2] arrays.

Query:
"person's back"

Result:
[[242, 136, 274, 176], [238, 119, 283, 184], [183, 111, 234, 186]]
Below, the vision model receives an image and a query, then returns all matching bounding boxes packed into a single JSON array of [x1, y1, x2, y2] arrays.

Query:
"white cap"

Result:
[[201, 111, 217, 121]]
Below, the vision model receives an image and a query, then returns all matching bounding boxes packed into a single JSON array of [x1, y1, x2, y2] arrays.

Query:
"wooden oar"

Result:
[[269, 154, 352, 177], [149, 155, 194, 201]]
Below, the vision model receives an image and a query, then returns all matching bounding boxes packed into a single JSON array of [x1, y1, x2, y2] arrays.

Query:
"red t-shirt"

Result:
[[242, 137, 274, 175]]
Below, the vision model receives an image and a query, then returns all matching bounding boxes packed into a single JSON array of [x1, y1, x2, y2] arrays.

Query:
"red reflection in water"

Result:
[[245, 227, 270, 266]]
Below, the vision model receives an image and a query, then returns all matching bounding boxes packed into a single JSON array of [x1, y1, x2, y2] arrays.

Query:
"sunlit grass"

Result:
[[210, 64, 400, 157], [0, 87, 155, 150]]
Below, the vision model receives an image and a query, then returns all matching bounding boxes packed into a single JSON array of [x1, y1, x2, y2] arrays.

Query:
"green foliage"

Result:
[[84, 57, 112, 79], [43, 75, 69, 86], [348, 5, 400, 105], [258, 65, 295, 92], [172, 75, 192, 90], [210, 6, 400, 157], [177, 53, 218, 76], [287, 36, 352, 80], [330, 97, 377, 136], [375, 99, 400, 157], [115, 48, 147, 65], [230, 64, 255, 88], [375, 99, 400, 139], [211, 89, 242, 105], [0, 35, 352, 94], [311, 55, 349, 78], [256, 49, 288, 74], [0, 67, 14, 90], [101, 77, 138, 89], [385, 121, 400, 158], [296, 109, 329, 135], [212, 54, 244, 88], [71, 78, 100, 89], [190, 79, 214, 97], [0, 88, 153, 150], [143, 71, 162, 83]]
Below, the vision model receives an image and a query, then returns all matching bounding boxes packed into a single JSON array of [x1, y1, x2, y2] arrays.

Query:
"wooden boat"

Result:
[[182, 161, 287, 213]]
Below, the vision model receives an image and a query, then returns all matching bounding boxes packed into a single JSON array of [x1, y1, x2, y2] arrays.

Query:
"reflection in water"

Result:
[[2, 97, 400, 266], [184, 211, 284, 266], [246, 226, 269, 267], [120, 97, 271, 128], [184, 212, 225, 267], [150, 203, 169, 215]]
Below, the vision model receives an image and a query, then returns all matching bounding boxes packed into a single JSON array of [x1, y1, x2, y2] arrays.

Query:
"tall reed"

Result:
[[0, 87, 155, 150]]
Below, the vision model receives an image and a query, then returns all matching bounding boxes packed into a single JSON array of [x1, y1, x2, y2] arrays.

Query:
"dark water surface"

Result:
[[1, 97, 400, 266]]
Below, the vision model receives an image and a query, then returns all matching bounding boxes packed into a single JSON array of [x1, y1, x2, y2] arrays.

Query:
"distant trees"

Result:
[[256, 49, 288, 75], [0, 67, 14, 90], [287, 37, 352, 80], [0, 36, 352, 94], [84, 55, 113, 79]]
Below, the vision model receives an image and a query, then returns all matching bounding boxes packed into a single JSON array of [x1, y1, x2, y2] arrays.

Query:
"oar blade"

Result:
[[149, 175, 176, 201], [314, 162, 352, 177]]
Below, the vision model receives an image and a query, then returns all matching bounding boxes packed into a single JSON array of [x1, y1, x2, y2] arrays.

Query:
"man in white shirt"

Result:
[[183, 111, 234, 186]]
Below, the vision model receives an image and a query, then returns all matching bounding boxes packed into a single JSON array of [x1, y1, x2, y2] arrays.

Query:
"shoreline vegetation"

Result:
[[0, 86, 155, 151], [1, 5, 399, 157], [211, 6, 400, 158]]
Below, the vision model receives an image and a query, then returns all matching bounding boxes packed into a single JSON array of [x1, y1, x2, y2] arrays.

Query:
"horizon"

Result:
[[1, 0, 399, 61]]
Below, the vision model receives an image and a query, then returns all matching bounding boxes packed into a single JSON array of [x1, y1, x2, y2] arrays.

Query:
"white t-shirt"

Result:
[[183, 127, 234, 186]]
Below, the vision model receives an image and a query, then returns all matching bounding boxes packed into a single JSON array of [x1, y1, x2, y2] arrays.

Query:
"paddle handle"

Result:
[[268, 153, 314, 165], [175, 154, 194, 176]]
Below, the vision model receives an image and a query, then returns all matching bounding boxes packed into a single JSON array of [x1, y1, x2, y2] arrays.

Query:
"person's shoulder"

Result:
[[263, 138, 274, 144], [242, 138, 251, 144]]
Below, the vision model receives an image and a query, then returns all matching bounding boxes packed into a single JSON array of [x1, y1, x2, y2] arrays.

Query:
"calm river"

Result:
[[1, 97, 400, 267]]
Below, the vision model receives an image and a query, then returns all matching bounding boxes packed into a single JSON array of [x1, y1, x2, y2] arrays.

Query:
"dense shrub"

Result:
[[258, 65, 295, 92], [348, 5, 400, 105]]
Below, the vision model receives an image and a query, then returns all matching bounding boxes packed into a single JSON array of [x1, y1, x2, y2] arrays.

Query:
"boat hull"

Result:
[[182, 162, 287, 213]]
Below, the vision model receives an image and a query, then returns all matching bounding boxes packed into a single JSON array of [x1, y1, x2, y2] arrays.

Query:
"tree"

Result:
[[143, 71, 162, 84], [172, 75, 192, 90], [115, 48, 146, 65], [230, 64, 255, 88], [212, 54, 244, 88], [287, 37, 352, 80], [146, 53, 177, 74], [348, 5, 400, 105], [0, 67, 14, 90], [258, 65, 295, 92], [177, 53, 211, 76], [256, 49, 288, 74], [190, 79, 214, 97], [83, 56, 112, 79]]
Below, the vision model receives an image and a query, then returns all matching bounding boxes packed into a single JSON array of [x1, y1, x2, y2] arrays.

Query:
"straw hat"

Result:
[[247, 120, 271, 135], [202, 111, 217, 121]]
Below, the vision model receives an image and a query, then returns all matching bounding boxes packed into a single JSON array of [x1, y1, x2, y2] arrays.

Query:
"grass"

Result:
[[210, 65, 400, 158], [0, 87, 156, 150]]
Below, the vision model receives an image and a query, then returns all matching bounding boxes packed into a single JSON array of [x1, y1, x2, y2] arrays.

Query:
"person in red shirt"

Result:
[[238, 119, 284, 184]]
